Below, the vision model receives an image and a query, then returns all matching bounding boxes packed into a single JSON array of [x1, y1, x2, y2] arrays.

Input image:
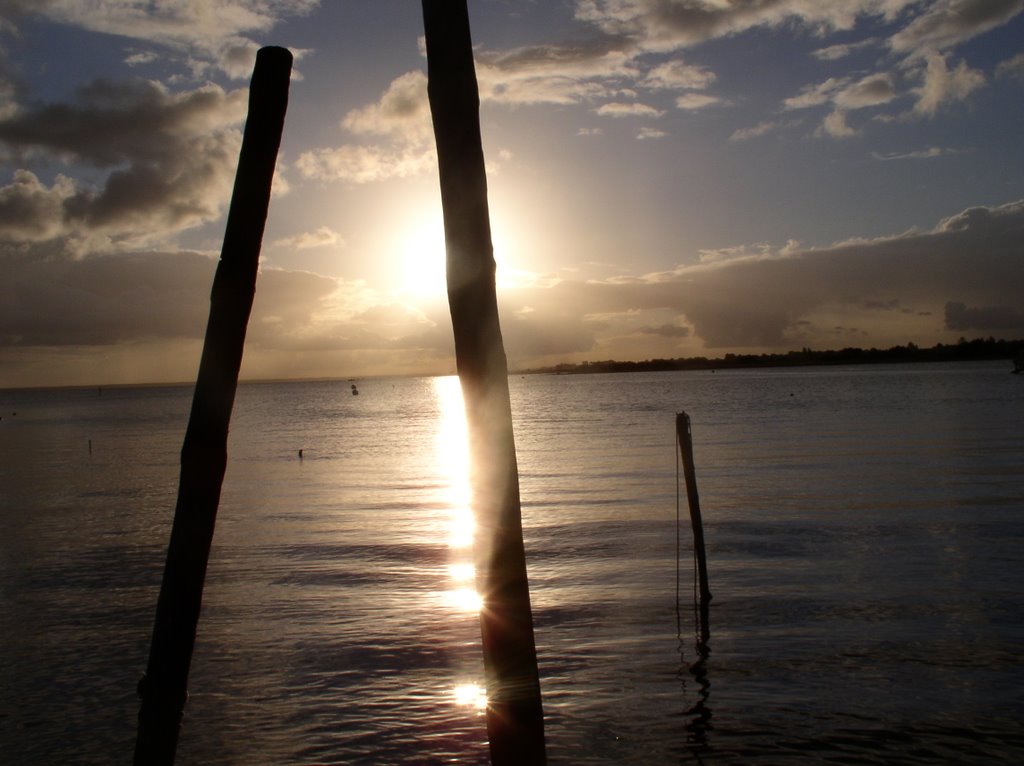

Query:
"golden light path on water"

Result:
[[431, 375, 488, 712]]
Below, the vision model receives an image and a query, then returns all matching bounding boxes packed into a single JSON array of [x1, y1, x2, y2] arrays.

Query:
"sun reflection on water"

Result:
[[453, 683, 488, 711], [445, 587, 484, 612], [448, 510, 475, 549], [448, 562, 476, 582], [431, 376, 487, 711]]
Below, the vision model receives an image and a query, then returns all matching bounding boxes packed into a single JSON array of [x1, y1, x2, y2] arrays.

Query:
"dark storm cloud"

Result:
[[944, 301, 1024, 332], [510, 198, 1024, 350], [0, 250, 215, 346], [0, 248, 391, 356], [0, 79, 246, 249]]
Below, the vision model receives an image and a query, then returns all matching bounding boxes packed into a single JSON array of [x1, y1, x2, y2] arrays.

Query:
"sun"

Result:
[[396, 213, 448, 300], [394, 204, 526, 300]]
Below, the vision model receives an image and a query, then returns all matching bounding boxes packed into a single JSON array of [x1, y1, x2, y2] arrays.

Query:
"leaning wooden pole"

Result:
[[676, 411, 711, 648], [134, 46, 292, 766], [421, 3, 547, 764]]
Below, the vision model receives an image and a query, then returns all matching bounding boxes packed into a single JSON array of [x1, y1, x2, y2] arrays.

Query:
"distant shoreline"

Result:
[[3, 337, 1021, 393], [514, 337, 1024, 376]]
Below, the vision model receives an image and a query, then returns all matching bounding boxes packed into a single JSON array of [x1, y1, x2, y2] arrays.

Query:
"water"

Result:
[[1, 362, 1022, 764]]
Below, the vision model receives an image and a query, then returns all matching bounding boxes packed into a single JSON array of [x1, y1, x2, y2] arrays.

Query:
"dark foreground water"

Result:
[[2, 362, 1023, 764]]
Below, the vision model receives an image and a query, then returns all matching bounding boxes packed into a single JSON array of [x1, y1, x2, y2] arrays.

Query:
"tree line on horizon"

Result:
[[517, 336, 1024, 375]]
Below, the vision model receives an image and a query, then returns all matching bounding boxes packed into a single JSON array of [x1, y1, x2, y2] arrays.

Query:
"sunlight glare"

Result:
[[448, 510, 475, 549], [448, 562, 476, 582], [445, 587, 483, 612], [432, 376, 483, 613], [395, 204, 526, 300], [398, 214, 447, 299], [453, 683, 488, 710]]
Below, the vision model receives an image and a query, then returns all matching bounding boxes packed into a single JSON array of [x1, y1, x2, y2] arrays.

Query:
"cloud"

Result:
[[834, 73, 898, 109], [0, 170, 77, 242], [124, 50, 158, 67], [0, 249, 216, 346], [573, 0, 918, 52], [4, 197, 1022, 381], [784, 72, 898, 133], [295, 69, 438, 184], [0, 78, 248, 252], [0, 78, 246, 166], [271, 226, 344, 251], [295, 143, 435, 184], [944, 301, 1024, 332], [641, 59, 715, 90], [638, 323, 690, 338], [3, 0, 319, 78], [811, 37, 881, 61], [889, 0, 1024, 57], [674, 92, 723, 110], [636, 127, 667, 140], [780, 45, 988, 140], [912, 52, 985, 116], [996, 52, 1024, 80], [730, 120, 789, 141], [595, 101, 664, 118], [0, 243, 446, 371], [573, 0, 1020, 65], [819, 109, 858, 138], [871, 146, 968, 160], [475, 41, 636, 106], [341, 70, 432, 142], [783, 77, 850, 110], [503, 198, 1024, 354]]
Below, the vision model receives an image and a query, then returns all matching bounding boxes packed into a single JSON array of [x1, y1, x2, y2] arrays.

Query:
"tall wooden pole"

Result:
[[676, 411, 711, 648], [420, 3, 547, 764], [134, 46, 292, 765]]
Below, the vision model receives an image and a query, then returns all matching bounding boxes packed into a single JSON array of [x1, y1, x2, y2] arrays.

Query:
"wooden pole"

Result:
[[134, 46, 292, 766], [676, 411, 711, 648], [420, 3, 547, 764]]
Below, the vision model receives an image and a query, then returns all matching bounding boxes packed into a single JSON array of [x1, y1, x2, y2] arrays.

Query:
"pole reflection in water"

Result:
[[681, 640, 712, 754], [677, 582, 712, 756], [432, 376, 488, 712]]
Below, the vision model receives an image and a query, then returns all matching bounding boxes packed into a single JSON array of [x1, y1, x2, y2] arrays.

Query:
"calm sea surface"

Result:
[[1, 362, 1023, 764]]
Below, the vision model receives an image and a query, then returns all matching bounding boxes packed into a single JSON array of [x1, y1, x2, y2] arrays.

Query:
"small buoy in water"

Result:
[[298, 449, 304, 459]]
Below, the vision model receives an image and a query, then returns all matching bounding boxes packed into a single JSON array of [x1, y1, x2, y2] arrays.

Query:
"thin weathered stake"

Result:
[[676, 411, 712, 647], [134, 46, 292, 765], [420, 3, 547, 763]]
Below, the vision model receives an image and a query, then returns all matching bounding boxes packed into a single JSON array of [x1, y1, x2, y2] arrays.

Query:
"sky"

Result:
[[1, 0, 1023, 388]]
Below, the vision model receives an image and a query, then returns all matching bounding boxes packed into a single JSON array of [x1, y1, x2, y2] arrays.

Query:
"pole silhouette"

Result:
[[421, 3, 547, 763], [134, 46, 292, 765], [676, 411, 711, 647]]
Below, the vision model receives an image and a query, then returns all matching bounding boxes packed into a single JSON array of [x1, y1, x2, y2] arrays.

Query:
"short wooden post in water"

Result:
[[421, 2, 547, 764], [676, 411, 712, 648], [134, 46, 292, 766]]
